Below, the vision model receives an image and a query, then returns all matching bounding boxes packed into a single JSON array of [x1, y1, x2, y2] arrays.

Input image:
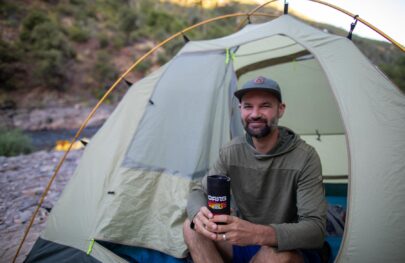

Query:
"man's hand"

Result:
[[192, 206, 220, 240], [210, 215, 278, 247], [193, 207, 277, 247]]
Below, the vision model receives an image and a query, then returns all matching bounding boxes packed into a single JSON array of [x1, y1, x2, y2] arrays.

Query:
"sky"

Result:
[[257, 0, 405, 46]]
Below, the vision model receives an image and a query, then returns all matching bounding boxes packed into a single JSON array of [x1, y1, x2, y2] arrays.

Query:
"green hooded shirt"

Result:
[[186, 127, 327, 250]]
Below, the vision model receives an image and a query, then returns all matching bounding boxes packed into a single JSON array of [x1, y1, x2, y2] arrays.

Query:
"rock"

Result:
[[16, 210, 32, 224], [22, 187, 43, 196], [0, 149, 83, 262], [19, 199, 38, 211]]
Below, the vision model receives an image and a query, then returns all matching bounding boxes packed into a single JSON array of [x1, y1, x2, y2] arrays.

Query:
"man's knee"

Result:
[[251, 246, 304, 263], [183, 219, 226, 263]]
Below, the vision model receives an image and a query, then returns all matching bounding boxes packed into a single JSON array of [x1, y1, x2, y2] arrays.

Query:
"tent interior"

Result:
[[234, 34, 349, 261], [235, 34, 348, 185]]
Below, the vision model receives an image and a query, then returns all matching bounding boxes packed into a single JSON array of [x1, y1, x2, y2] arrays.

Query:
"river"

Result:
[[24, 126, 101, 151]]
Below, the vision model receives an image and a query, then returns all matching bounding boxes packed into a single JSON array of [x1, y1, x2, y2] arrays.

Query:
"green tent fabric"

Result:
[[27, 15, 405, 262]]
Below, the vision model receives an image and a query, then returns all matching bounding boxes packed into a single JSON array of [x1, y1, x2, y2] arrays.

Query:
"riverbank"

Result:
[[1, 103, 114, 153], [1, 103, 114, 131], [0, 149, 83, 263]]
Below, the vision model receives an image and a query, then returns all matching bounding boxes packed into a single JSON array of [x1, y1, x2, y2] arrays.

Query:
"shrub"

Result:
[[157, 52, 169, 65], [20, 11, 51, 42], [128, 29, 150, 43], [145, 10, 185, 35], [0, 63, 25, 91], [34, 50, 67, 91], [380, 56, 405, 93], [119, 8, 138, 37], [0, 39, 22, 63], [0, 40, 25, 90], [0, 129, 33, 157], [19, 10, 75, 90], [56, 3, 76, 16], [20, 10, 75, 57], [25, 22, 75, 58], [68, 25, 90, 43], [111, 32, 126, 49], [98, 33, 110, 48], [164, 40, 184, 57], [136, 59, 152, 75], [93, 50, 118, 86], [69, 0, 85, 5], [0, 2, 22, 26]]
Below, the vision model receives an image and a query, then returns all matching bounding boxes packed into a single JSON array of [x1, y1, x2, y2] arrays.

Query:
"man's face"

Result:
[[240, 90, 285, 139]]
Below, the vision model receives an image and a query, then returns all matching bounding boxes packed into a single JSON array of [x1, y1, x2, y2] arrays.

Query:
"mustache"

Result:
[[247, 117, 267, 122], [245, 118, 279, 128]]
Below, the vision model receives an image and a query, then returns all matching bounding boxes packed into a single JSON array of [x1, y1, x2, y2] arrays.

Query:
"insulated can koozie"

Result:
[[207, 175, 231, 215]]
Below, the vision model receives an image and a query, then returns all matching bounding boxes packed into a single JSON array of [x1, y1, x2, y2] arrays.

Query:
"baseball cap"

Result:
[[234, 76, 282, 102]]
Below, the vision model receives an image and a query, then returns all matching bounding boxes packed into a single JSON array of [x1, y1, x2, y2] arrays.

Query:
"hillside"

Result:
[[1, 0, 404, 112]]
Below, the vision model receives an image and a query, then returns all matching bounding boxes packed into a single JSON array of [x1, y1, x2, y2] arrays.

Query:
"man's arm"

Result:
[[186, 181, 207, 224], [271, 148, 327, 250], [206, 148, 326, 249], [186, 148, 228, 224]]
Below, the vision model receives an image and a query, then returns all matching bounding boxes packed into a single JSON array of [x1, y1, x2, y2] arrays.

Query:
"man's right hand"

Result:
[[193, 206, 220, 240]]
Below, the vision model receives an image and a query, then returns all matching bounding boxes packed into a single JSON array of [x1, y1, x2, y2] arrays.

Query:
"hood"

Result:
[[245, 126, 300, 158]]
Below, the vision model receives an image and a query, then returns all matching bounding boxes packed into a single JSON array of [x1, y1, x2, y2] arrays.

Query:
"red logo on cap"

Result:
[[254, 76, 265, 84]]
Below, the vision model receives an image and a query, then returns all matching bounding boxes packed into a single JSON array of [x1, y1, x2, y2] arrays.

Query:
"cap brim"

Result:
[[234, 87, 281, 102]]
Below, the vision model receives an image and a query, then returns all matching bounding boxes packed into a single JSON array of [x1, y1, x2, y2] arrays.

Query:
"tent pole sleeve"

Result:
[[237, 0, 279, 29], [11, 11, 277, 263], [284, 0, 289, 14], [347, 15, 359, 40], [86, 239, 95, 255]]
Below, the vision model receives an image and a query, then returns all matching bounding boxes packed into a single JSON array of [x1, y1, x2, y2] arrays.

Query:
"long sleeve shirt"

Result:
[[186, 127, 327, 250]]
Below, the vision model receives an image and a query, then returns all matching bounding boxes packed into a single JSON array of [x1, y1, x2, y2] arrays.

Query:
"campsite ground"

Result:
[[0, 149, 83, 263], [0, 102, 114, 262]]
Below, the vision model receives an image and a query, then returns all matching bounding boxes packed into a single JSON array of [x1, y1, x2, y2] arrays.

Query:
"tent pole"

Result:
[[12, 11, 274, 263], [241, 0, 405, 52], [308, 0, 404, 52]]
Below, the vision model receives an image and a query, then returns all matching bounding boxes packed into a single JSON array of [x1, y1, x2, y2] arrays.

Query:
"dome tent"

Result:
[[24, 14, 405, 263]]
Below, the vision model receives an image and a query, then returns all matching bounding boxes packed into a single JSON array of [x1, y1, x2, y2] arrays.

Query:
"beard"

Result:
[[243, 116, 278, 139]]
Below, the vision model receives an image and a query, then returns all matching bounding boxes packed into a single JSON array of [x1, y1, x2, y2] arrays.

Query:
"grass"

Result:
[[0, 129, 33, 157]]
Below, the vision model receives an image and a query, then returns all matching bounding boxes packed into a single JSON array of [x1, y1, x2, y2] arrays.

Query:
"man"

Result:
[[183, 76, 327, 263]]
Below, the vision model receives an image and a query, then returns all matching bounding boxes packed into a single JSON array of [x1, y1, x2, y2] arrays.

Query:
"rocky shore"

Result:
[[0, 149, 83, 263], [0, 103, 114, 262], [1, 104, 114, 131]]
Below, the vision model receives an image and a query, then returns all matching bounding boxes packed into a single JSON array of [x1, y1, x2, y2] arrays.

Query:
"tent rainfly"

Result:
[[25, 15, 405, 263]]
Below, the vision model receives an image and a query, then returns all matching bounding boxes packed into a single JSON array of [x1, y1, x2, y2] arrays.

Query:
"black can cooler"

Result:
[[207, 175, 231, 215]]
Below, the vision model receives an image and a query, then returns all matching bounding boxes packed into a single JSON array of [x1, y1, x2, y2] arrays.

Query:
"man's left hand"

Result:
[[208, 215, 277, 246]]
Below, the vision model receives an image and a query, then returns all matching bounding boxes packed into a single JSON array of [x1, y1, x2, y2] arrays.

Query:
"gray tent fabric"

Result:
[[27, 15, 405, 263], [123, 51, 236, 179]]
